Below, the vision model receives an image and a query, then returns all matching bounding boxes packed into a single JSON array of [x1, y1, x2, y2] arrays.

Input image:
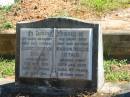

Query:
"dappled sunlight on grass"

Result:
[[0, 57, 15, 78]]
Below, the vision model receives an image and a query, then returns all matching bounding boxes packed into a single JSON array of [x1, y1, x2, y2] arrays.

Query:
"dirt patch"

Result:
[[111, 64, 130, 73], [6, 0, 98, 26]]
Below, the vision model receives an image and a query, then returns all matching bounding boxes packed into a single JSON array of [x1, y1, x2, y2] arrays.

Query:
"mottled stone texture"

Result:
[[0, 34, 16, 55]]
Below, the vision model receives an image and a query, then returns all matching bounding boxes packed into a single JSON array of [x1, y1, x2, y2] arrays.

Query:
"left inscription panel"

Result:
[[20, 28, 53, 78]]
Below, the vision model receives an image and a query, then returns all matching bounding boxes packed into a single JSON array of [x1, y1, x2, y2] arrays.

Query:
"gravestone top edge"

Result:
[[17, 17, 99, 25]]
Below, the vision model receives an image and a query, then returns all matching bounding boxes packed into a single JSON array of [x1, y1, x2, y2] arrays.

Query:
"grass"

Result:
[[2, 5, 13, 12], [0, 7, 14, 31], [106, 71, 130, 81], [104, 59, 130, 82], [80, 0, 130, 14], [0, 3, 16, 31], [0, 8, 6, 31], [2, 21, 14, 29], [0, 57, 15, 78]]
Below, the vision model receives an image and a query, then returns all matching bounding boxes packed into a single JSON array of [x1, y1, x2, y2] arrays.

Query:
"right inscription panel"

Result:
[[54, 28, 93, 80]]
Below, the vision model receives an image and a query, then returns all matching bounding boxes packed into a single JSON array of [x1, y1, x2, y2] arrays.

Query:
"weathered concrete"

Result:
[[0, 33, 16, 56], [100, 82, 130, 94], [103, 34, 130, 58], [0, 78, 14, 85], [84, 17, 130, 58]]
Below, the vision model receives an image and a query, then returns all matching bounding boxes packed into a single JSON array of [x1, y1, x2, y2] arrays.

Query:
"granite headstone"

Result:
[[16, 17, 104, 95]]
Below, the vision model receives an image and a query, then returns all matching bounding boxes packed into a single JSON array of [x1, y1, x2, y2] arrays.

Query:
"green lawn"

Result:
[[104, 59, 130, 82], [80, 0, 130, 13], [0, 57, 15, 78]]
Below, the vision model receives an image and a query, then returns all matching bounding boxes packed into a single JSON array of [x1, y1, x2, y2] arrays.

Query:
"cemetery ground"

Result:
[[0, 57, 130, 97]]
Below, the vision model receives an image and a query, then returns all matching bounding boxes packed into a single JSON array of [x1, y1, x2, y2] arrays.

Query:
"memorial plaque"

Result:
[[55, 29, 92, 80], [20, 28, 53, 78], [20, 28, 93, 80]]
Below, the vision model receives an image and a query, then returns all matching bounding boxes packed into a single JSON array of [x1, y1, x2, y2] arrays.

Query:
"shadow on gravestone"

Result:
[[0, 17, 104, 97]]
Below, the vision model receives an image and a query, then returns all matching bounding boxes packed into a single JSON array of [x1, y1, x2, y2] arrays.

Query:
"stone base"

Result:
[[0, 83, 94, 97]]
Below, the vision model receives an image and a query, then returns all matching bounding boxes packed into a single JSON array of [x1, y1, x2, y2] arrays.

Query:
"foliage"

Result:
[[2, 5, 13, 12], [0, 9, 6, 31], [0, 5, 14, 30], [0, 1, 20, 31], [15, 0, 20, 3], [2, 21, 14, 29], [0, 57, 15, 78], [80, 0, 130, 13], [104, 59, 130, 82], [106, 71, 130, 81]]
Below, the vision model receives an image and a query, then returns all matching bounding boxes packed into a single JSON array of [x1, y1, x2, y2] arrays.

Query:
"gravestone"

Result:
[[15, 18, 104, 96]]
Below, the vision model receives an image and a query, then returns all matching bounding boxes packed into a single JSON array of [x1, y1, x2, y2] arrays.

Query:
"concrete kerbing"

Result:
[[83, 19, 130, 34], [0, 29, 15, 34], [100, 82, 130, 94], [0, 78, 15, 85]]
